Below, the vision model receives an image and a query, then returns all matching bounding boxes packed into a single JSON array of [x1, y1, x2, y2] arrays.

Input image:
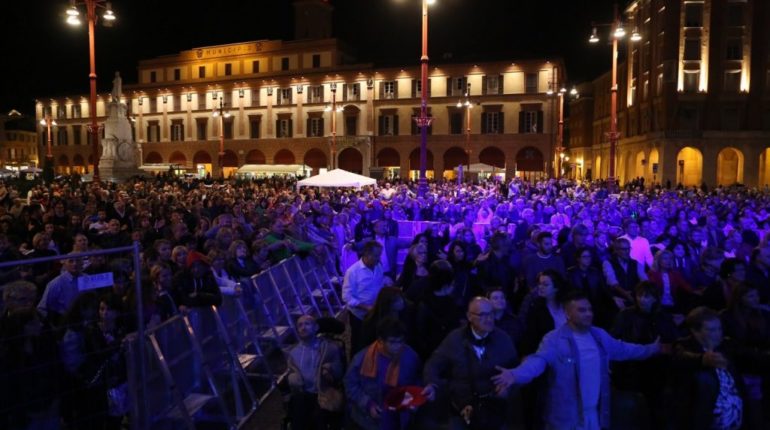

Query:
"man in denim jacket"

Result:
[[492, 291, 662, 430]]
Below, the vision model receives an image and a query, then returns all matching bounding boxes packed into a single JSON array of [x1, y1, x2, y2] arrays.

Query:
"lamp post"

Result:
[[40, 115, 57, 181], [212, 98, 230, 178], [413, 0, 436, 196], [456, 83, 472, 180], [325, 83, 343, 170], [65, 0, 116, 184], [589, 3, 640, 189]]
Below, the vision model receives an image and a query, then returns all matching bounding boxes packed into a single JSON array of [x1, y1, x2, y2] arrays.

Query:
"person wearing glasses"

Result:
[[603, 238, 648, 310], [424, 297, 519, 429]]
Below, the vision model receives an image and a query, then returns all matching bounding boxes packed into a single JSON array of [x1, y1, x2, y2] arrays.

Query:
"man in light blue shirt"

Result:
[[492, 291, 662, 430], [37, 255, 83, 326], [343, 241, 384, 354]]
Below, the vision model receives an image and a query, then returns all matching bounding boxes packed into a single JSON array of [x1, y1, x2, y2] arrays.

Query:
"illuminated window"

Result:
[[684, 3, 703, 27], [683, 71, 699, 93], [224, 63, 232, 76], [279, 88, 293, 105], [525, 73, 538, 94]]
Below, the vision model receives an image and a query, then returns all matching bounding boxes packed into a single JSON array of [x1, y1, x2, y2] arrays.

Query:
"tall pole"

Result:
[[465, 84, 471, 175], [86, 0, 100, 183], [557, 92, 565, 177], [331, 83, 337, 170], [417, 0, 432, 196], [608, 3, 620, 187], [44, 116, 54, 160], [217, 99, 225, 178]]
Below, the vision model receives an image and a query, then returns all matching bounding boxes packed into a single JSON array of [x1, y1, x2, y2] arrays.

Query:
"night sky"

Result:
[[1, 0, 621, 115]]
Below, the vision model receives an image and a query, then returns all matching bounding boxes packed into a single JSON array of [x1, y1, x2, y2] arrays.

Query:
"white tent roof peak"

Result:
[[297, 168, 377, 189]]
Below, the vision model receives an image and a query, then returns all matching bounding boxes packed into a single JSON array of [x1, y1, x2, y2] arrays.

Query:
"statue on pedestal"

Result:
[[99, 71, 142, 181]]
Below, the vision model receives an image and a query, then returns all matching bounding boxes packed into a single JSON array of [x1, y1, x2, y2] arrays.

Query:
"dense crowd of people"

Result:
[[2, 173, 770, 429]]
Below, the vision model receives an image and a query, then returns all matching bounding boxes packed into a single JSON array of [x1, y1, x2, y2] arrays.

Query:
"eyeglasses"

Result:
[[470, 311, 494, 319]]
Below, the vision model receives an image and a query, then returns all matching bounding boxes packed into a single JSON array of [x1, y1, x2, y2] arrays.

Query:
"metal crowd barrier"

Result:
[[125, 252, 344, 429]]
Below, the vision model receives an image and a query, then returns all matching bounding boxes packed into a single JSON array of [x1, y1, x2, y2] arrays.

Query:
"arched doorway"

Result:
[[245, 149, 266, 164], [649, 149, 660, 184], [760, 148, 770, 187], [478, 146, 506, 180], [145, 151, 162, 164], [274, 149, 295, 164], [193, 150, 212, 177], [338, 147, 363, 174], [377, 147, 401, 179], [593, 155, 602, 180], [221, 150, 239, 178], [343, 105, 360, 136], [634, 151, 646, 181], [58, 154, 70, 175], [443, 147, 468, 179], [73, 154, 85, 174], [676, 147, 703, 187], [304, 148, 328, 174], [408, 148, 434, 180], [515, 146, 545, 182], [716, 147, 744, 186]]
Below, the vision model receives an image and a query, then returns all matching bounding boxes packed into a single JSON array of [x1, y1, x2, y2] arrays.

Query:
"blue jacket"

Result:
[[510, 324, 658, 429]]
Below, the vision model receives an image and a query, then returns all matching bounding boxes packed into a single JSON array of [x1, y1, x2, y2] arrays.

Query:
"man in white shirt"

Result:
[[343, 241, 384, 355], [620, 220, 654, 270]]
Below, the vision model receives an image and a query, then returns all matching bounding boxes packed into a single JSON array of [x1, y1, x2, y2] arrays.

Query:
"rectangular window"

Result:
[[176, 94, 184, 111], [71, 104, 81, 118], [279, 88, 293, 105], [277, 118, 293, 138], [724, 71, 741, 92], [174, 68, 181, 81], [150, 98, 158, 114], [308, 117, 324, 137], [223, 91, 232, 107], [382, 81, 396, 99], [250, 89, 260, 107], [525, 73, 538, 94], [450, 112, 463, 134], [312, 54, 321, 68], [726, 38, 742, 60], [170, 121, 184, 142], [308, 86, 324, 103], [196, 119, 208, 140], [485, 75, 502, 95], [249, 117, 261, 138], [56, 105, 66, 119], [684, 3, 703, 27], [223, 119, 233, 139], [448, 77, 467, 97], [346, 83, 360, 101], [281, 57, 290, 71], [43, 106, 52, 117], [150, 71, 157, 83], [379, 114, 398, 135], [521, 111, 541, 133], [147, 122, 160, 142], [73, 125, 81, 145], [199, 66, 206, 78], [57, 128, 68, 146], [684, 71, 700, 92], [727, 3, 744, 27], [252, 60, 260, 73], [482, 111, 503, 134], [197, 93, 206, 110], [224, 63, 232, 76], [684, 39, 701, 61]]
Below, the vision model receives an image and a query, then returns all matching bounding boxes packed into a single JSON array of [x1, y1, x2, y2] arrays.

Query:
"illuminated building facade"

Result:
[[36, 0, 565, 181], [570, 0, 770, 187]]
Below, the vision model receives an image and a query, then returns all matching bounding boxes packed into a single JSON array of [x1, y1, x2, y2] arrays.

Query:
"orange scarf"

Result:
[[360, 340, 400, 387]]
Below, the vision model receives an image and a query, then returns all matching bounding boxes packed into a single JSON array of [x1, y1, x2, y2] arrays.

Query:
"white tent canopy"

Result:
[[236, 164, 311, 176], [297, 169, 377, 189], [453, 163, 502, 173]]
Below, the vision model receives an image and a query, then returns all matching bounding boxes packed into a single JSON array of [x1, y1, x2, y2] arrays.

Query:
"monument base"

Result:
[[98, 164, 145, 183]]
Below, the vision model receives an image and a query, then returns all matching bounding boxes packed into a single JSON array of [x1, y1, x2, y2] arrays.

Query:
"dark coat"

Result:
[[171, 269, 223, 308], [425, 325, 519, 411]]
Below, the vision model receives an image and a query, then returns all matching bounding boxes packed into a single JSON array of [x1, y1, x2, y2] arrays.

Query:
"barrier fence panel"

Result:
[[251, 270, 297, 343], [267, 259, 319, 317], [288, 256, 337, 317], [0, 244, 147, 430]]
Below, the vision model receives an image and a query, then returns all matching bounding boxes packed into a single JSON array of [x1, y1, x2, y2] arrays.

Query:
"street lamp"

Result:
[[589, 3, 641, 189], [411, 0, 436, 196], [212, 98, 230, 178], [456, 83, 473, 179], [548, 82, 578, 178], [325, 83, 344, 170], [65, 0, 116, 183], [39, 115, 57, 161]]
